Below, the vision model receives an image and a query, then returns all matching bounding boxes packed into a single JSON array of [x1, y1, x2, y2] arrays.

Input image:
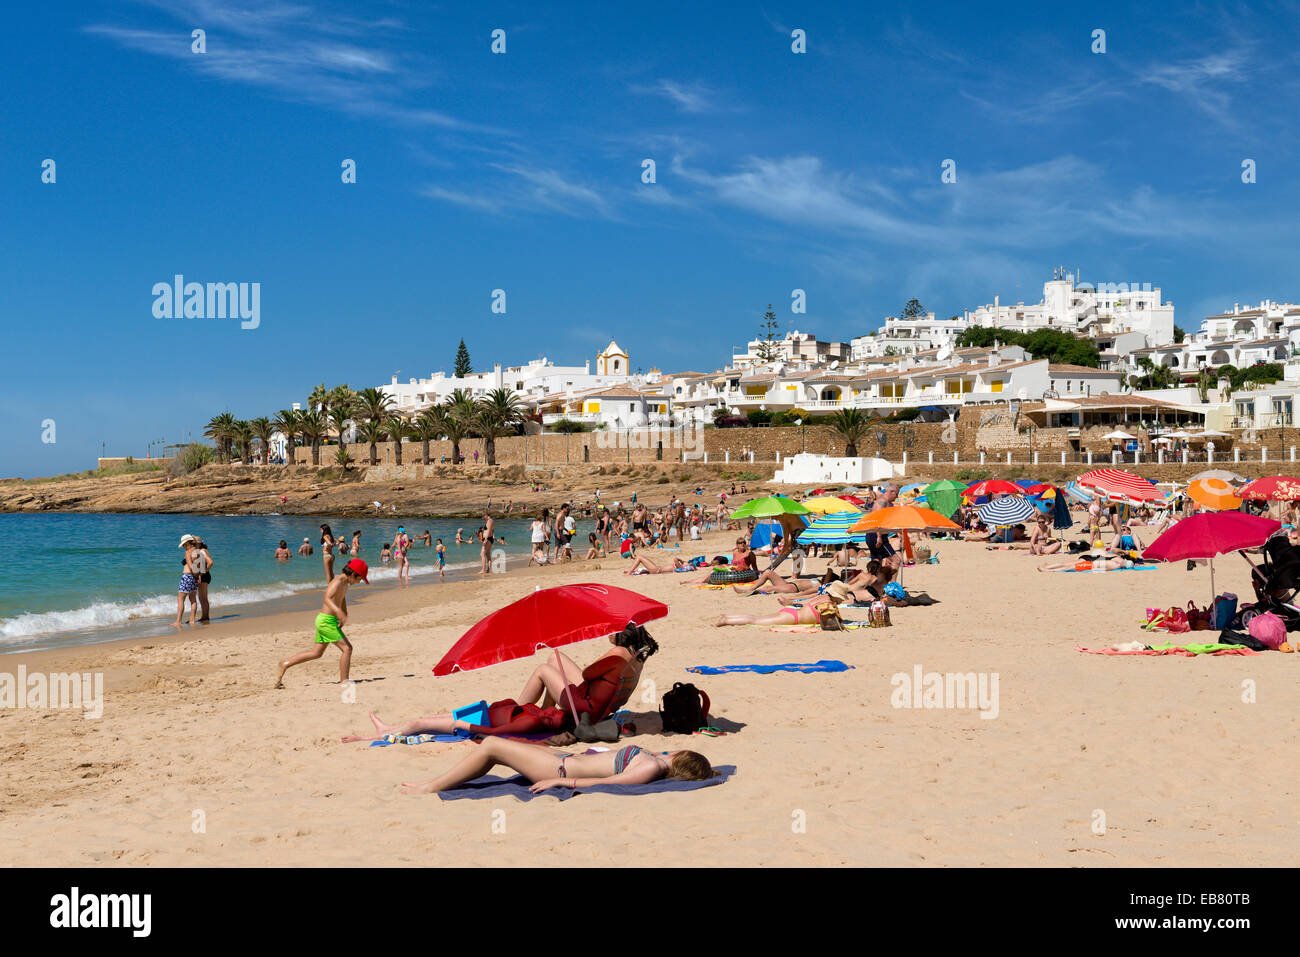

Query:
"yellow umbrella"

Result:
[[801, 495, 865, 515], [1186, 477, 1242, 512]]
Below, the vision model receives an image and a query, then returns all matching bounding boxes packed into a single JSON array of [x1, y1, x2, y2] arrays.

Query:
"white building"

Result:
[[379, 341, 639, 414], [851, 313, 972, 359], [733, 330, 851, 366]]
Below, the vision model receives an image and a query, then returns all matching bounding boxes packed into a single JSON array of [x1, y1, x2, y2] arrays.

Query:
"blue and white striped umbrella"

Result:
[[977, 496, 1040, 526], [1063, 481, 1094, 504], [796, 511, 869, 545]]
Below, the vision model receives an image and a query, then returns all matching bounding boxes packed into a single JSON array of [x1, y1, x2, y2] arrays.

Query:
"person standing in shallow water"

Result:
[[190, 537, 215, 623], [320, 524, 337, 583]]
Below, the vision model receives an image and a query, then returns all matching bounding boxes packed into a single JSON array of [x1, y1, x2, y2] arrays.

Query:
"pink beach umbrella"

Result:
[[1142, 512, 1281, 602]]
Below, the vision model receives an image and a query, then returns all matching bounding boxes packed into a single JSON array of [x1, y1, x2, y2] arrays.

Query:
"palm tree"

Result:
[[356, 418, 388, 466], [473, 388, 526, 466], [272, 409, 300, 466], [308, 382, 329, 414], [386, 413, 410, 466], [231, 419, 255, 465], [334, 445, 353, 471], [249, 417, 274, 465], [828, 409, 870, 457], [411, 406, 447, 465], [204, 412, 237, 464], [327, 385, 355, 444], [442, 389, 475, 464], [353, 386, 396, 425], [299, 410, 328, 466]]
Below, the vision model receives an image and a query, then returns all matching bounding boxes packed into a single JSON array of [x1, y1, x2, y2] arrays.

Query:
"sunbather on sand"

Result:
[[1029, 516, 1063, 555], [1038, 554, 1137, 572], [400, 737, 715, 794], [624, 554, 697, 575], [731, 567, 820, 595], [713, 604, 825, 626], [516, 624, 658, 721], [342, 700, 569, 742]]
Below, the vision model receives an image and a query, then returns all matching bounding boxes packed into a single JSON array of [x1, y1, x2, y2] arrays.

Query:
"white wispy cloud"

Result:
[[84, 1, 502, 134], [422, 166, 614, 219], [630, 79, 724, 114], [1137, 51, 1249, 127]]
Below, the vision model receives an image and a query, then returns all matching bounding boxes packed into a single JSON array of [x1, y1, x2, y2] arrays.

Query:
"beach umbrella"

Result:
[[801, 495, 864, 515], [1062, 481, 1094, 504], [1142, 512, 1281, 602], [852, 505, 960, 584], [1078, 468, 1164, 503], [749, 520, 784, 549], [921, 479, 966, 518], [1102, 430, 1138, 441], [798, 511, 869, 545], [964, 479, 1025, 498], [1189, 469, 1247, 484], [838, 494, 867, 507], [1236, 476, 1300, 502], [977, 496, 1039, 526], [729, 495, 813, 520], [1186, 477, 1243, 512], [432, 583, 670, 726]]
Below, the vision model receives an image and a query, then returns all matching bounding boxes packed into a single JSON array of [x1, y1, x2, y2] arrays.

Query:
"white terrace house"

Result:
[[850, 312, 972, 359], [733, 330, 851, 366], [1195, 300, 1300, 344], [1122, 338, 1294, 380], [537, 386, 672, 430]]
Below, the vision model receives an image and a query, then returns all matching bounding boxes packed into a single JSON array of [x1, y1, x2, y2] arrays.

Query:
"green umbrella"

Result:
[[921, 479, 966, 519], [730, 496, 814, 520]]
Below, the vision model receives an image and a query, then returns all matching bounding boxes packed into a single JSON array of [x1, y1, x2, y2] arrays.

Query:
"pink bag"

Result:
[[1249, 612, 1288, 649]]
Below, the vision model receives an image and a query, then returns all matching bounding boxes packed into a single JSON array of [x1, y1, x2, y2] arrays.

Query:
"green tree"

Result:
[[828, 408, 870, 456], [411, 407, 447, 465], [454, 339, 473, 377], [334, 445, 353, 471], [230, 419, 254, 465], [356, 418, 388, 466], [755, 305, 781, 362], [901, 298, 925, 318], [299, 410, 328, 466], [442, 389, 476, 463], [473, 388, 526, 465], [203, 412, 237, 464], [385, 413, 410, 466], [249, 417, 274, 466], [272, 409, 300, 466], [1173, 326, 1186, 343]]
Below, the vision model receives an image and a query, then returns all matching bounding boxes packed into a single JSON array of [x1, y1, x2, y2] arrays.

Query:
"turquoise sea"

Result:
[[0, 513, 560, 653]]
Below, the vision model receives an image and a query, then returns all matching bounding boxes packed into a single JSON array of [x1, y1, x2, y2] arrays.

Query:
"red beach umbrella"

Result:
[[1077, 468, 1164, 503], [1142, 512, 1281, 601], [838, 494, 867, 507], [1237, 476, 1300, 502], [433, 584, 669, 724], [964, 479, 1025, 498]]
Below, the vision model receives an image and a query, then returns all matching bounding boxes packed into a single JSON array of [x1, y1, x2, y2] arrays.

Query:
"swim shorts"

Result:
[[179, 574, 198, 594], [314, 613, 346, 644]]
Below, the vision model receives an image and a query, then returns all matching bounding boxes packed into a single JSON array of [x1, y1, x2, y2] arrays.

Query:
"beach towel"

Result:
[[369, 732, 554, 747], [1061, 565, 1155, 573], [437, 764, 737, 802], [1076, 643, 1259, 657], [687, 660, 854, 675]]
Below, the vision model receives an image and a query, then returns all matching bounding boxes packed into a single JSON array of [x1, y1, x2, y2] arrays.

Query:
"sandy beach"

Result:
[[1, 519, 1293, 868]]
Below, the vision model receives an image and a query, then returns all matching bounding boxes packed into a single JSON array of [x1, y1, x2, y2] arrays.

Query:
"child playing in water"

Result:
[[275, 559, 368, 687], [436, 538, 446, 581], [380, 543, 392, 564]]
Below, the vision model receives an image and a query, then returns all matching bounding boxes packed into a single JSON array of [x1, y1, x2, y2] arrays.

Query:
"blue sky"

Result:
[[3, 0, 1299, 476]]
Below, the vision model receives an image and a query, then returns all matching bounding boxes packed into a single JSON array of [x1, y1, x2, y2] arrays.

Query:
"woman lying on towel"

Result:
[[1037, 553, 1147, 572], [731, 566, 838, 597], [712, 603, 826, 626], [342, 700, 570, 743], [400, 737, 715, 794], [516, 623, 659, 722]]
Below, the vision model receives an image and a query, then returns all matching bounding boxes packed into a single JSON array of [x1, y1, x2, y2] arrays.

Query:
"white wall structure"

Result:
[[771, 453, 895, 485], [733, 330, 851, 366]]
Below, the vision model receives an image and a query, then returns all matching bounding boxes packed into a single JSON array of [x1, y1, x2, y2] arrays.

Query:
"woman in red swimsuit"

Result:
[[515, 623, 659, 722]]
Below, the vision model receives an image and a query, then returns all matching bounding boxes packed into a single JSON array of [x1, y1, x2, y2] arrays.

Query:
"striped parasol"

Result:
[[977, 496, 1040, 525], [801, 495, 864, 515], [798, 511, 869, 544], [1063, 481, 1095, 504], [1077, 468, 1164, 503]]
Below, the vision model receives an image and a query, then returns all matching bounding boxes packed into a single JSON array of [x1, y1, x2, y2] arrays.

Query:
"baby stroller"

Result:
[[1236, 534, 1300, 631]]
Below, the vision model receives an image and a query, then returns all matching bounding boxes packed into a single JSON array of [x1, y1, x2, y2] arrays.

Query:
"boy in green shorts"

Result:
[[275, 559, 368, 688]]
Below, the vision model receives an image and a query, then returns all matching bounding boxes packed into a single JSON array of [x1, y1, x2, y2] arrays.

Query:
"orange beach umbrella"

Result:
[[1186, 477, 1242, 512]]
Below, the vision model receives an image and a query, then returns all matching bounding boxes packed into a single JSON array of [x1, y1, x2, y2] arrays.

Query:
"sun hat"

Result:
[[178, 534, 197, 548], [344, 559, 370, 583]]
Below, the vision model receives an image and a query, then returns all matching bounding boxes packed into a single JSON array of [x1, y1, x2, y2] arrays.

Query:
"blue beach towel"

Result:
[[437, 765, 737, 802], [687, 660, 854, 675], [1061, 565, 1155, 573]]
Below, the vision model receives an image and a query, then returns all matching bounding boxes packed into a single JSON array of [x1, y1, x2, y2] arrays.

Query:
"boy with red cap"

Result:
[[276, 558, 368, 687]]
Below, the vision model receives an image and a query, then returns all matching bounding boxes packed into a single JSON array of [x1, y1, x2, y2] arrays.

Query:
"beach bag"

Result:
[[818, 603, 846, 631], [1210, 593, 1238, 631], [913, 544, 931, 563], [869, 600, 891, 628], [660, 682, 711, 733], [1186, 600, 1212, 631]]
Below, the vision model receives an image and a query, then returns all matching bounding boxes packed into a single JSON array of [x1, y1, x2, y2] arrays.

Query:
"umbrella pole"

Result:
[[554, 648, 581, 728]]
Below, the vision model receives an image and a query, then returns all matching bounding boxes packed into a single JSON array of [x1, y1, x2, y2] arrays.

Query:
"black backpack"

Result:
[[660, 682, 711, 734]]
